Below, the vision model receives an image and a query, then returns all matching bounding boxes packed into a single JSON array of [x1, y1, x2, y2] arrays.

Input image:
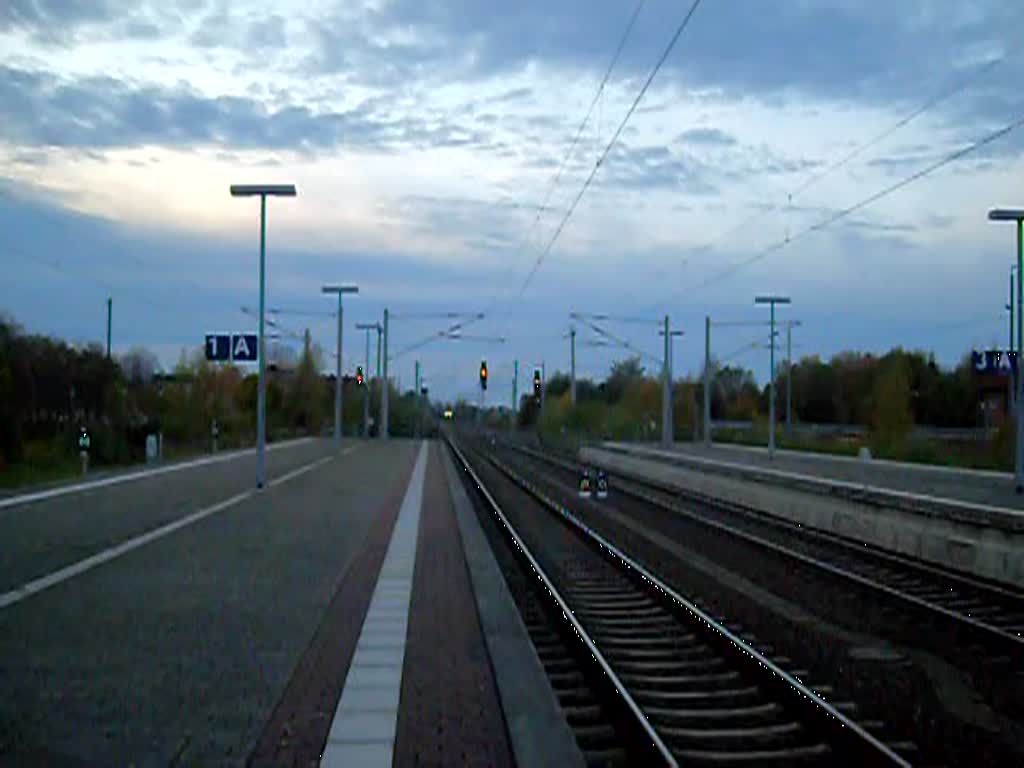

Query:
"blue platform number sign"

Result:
[[231, 334, 258, 362], [205, 334, 230, 362], [205, 333, 258, 362], [972, 349, 1018, 377]]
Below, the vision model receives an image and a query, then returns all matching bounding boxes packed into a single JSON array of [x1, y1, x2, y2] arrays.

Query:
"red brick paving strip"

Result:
[[393, 444, 515, 767], [247, 450, 418, 768]]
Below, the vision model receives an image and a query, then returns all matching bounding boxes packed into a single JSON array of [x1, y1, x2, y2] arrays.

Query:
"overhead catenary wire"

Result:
[[672, 40, 1023, 276], [575, 315, 661, 366], [719, 335, 771, 365], [389, 315, 487, 362], [789, 40, 1023, 202], [513, 0, 705, 301], [571, 310, 661, 326], [483, 0, 649, 321], [700, 109, 1024, 289]]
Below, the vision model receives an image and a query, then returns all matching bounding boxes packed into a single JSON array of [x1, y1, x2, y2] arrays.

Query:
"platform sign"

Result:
[[205, 334, 230, 361], [205, 333, 258, 362], [231, 334, 258, 362], [972, 349, 1018, 377]]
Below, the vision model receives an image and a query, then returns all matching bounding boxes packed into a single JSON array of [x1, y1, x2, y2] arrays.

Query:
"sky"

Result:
[[2, 0, 1024, 404]]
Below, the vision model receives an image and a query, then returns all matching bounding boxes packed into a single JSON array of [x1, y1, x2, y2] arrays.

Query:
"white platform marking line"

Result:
[[0, 449, 348, 610], [320, 441, 428, 768], [0, 437, 318, 510]]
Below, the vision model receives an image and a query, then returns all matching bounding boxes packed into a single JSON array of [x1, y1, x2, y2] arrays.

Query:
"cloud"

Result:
[[0, 64, 494, 154], [601, 143, 715, 193], [0, 0, 190, 45], [354, 0, 1024, 133], [1, 0, 115, 36], [678, 127, 736, 146]]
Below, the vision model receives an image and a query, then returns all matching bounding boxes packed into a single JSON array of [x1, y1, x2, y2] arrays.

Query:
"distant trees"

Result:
[[784, 348, 979, 430], [0, 312, 432, 477], [870, 356, 914, 451], [507, 344, 986, 444]]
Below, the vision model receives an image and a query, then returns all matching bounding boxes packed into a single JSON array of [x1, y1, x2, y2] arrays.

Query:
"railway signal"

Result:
[[356, 366, 364, 386], [578, 466, 592, 498], [533, 369, 542, 401], [480, 360, 488, 390]]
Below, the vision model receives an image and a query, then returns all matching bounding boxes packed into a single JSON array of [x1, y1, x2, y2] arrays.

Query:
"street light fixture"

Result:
[[322, 284, 359, 445], [229, 182, 297, 489], [988, 208, 1024, 492], [755, 295, 791, 459]]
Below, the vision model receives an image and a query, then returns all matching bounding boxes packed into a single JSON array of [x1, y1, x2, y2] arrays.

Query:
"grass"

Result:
[[709, 427, 1012, 472], [0, 460, 83, 491], [0, 429, 328, 493]]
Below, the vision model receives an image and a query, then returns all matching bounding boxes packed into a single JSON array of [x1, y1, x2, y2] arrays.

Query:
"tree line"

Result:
[[507, 347, 992, 450], [0, 313, 430, 473]]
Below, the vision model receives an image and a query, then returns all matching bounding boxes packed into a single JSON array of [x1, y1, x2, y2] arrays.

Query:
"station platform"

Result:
[[583, 442, 1024, 588], [254, 439, 581, 768], [598, 441, 1024, 526], [0, 437, 577, 766], [667, 440, 1021, 508]]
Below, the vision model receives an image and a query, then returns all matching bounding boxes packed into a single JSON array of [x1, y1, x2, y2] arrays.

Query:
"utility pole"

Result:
[[786, 322, 793, 434], [755, 295, 791, 459], [1009, 266, 1016, 414], [703, 315, 711, 445], [376, 324, 382, 379], [356, 322, 379, 437], [570, 327, 577, 406], [322, 285, 358, 445], [414, 360, 421, 437], [541, 361, 546, 415], [381, 308, 389, 440], [659, 319, 684, 447], [106, 297, 112, 359], [662, 315, 671, 446], [512, 359, 519, 430], [363, 326, 370, 437]]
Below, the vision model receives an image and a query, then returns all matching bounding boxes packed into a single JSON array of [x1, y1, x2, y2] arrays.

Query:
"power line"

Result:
[[267, 307, 336, 318], [571, 310, 661, 326], [391, 311, 484, 320], [700, 109, 1024, 289], [389, 316, 486, 361], [790, 42, 1022, 202], [719, 335, 769, 365], [574, 315, 661, 365], [514, 0, 705, 300], [484, 0, 648, 322], [669, 41, 1022, 280]]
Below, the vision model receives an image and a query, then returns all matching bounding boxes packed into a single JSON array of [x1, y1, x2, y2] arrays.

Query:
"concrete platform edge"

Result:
[[441, 445, 585, 768], [583, 446, 1024, 589], [600, 442, 1024, 532]]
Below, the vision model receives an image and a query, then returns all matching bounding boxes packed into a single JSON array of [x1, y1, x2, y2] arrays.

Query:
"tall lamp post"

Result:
[[988, 208, 1024, 492], [229, 183, 297, 489], [755, 295, 791, 459], [322, 284, 359, 445]]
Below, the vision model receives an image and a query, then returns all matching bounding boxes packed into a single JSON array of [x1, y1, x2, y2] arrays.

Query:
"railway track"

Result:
[[447, 436, 909, 767], [511, 441, 1024, 653]]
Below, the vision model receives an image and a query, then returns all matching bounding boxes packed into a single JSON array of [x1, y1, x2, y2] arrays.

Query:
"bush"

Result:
[[870, 359, 914, 453]]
